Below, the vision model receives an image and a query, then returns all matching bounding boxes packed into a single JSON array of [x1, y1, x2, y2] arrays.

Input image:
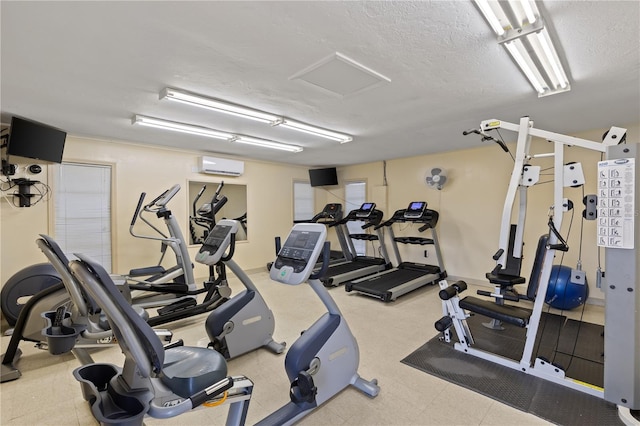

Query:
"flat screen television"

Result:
[[7, 116, 67, 163], [309, 167, 338, 187]]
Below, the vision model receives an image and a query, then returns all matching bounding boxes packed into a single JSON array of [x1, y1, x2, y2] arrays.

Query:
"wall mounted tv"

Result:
[[309, 167, 338, 187], [7, 116, 67, 163]]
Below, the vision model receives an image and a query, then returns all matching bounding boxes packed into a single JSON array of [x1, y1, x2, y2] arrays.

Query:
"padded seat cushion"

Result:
[[485, 272, 526, 287], [161, 346, 227, 398], [459, 296, 531, 328]]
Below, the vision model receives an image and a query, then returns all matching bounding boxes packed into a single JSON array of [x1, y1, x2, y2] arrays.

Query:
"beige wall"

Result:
[[1, 136, 308, 285], [333, 121, 639, 302], [2, 121, 638, 305]]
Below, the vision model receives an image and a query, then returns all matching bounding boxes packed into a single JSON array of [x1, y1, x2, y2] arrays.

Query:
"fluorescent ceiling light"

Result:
[[473, 0, 570, 97], [132, 115, 232, 140], [160, 88, 279, 124], [233, 135, 303, 153], [160, 87, 353, 143], [475, 0, 506, 35], [504, 41, 546, 94], [276, 119, 353, 143], [132, 115, 303, 153]]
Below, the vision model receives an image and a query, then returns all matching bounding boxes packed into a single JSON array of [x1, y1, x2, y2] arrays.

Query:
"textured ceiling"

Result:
[[1, 1, 639, 167]]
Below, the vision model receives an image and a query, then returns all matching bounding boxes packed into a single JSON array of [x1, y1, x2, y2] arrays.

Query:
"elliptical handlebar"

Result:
[[192, 185, 207, 218], [130, 185, 182, 241], [131, 193, 147, 227]]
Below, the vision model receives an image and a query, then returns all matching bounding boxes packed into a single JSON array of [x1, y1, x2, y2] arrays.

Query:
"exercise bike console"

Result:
[[195, 219, 238, 266], [271, 224, 327, 285]]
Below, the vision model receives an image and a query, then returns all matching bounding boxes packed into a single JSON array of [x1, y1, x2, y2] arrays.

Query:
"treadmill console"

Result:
[[355, 202, 376, 218], [321, 203, 342, 219], [195, 219, 238, 265], [404, 201, 427, 219], [270, 223, 327, 285]]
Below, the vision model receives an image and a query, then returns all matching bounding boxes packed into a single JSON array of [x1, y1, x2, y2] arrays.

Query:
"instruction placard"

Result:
[[597, 158, 635, 249]]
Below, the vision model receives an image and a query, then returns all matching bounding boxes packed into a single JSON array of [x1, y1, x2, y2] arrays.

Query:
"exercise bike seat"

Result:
[[162, 346, 227, 398]]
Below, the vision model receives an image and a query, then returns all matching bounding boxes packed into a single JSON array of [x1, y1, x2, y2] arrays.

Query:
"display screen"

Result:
[[407, 201, 426, 212], [360, 202, 374, 211], [279, 230, 321, 262], [405, 201, 426, 218], [309, 167, 338, 187], [7, 116, 67, 163], [203, 224, 232, 248]]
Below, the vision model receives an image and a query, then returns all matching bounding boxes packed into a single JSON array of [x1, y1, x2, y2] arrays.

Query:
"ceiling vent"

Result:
[[290, 52, 391, 97], [200, 156, 244, 176]]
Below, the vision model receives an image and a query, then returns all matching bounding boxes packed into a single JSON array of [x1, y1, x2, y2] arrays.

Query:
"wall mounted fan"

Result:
[[426, 167, 448, 190]]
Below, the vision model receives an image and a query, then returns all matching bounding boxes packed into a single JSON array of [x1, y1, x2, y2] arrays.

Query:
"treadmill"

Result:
[[345, 201, 447, 302], [267, 203, 347, 270], [318, 202, 392, 287], [294, 203, 349, 263]]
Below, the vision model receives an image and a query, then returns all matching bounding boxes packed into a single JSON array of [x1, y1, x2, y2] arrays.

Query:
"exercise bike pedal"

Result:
[[157, 298, 197, 316], [289, 371, 317, 404]]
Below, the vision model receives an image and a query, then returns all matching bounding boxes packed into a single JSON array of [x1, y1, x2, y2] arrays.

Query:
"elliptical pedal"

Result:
[[157, 297, 197, 316]]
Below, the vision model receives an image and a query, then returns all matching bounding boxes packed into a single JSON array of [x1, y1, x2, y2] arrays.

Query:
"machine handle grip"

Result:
[[221, 234, 236, 262], [492, 249, 504, 261], [189, 377, 234, 408], [130, 192, 146, 226], [491, 264, 503, 275], [417, 224, 430, 232], [274, 236, 281, 255], [192, 185, 207, 216], [462, 128, 480, 136], [309, 242, 331, 280]]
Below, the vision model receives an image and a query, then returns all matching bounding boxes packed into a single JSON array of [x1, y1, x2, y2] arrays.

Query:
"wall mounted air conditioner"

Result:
[[199, 156, 244, 176]]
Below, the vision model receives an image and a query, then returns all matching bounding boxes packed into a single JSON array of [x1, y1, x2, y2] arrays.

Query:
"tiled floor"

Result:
[[1, 270, 605, 425]]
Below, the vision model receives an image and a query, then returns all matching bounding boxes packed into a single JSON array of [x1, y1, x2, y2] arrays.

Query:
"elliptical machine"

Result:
[[1, 234, 172, 383], [256, 223, 380, 425], [195, 219, 285, 359]]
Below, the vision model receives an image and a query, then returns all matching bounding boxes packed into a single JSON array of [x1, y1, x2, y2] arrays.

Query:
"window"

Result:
[[54, 163, 112, 271], [345, 181, 366, 256], [293, 181, 314, 222]]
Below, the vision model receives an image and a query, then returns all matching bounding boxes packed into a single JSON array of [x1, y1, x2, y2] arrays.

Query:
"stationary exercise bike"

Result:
[[256, 223, 380, 425], [195, 218, 286, 359]]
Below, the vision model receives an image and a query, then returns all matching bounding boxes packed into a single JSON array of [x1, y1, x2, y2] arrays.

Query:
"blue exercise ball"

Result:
[[545, 265, 589, 310]]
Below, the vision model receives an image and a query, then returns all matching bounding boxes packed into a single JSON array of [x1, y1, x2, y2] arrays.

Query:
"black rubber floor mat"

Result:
[[462, 312, 604, 387], [402, 331, 620, 425]]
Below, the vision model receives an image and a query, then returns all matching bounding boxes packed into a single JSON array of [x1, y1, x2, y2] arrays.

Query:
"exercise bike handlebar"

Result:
[[309, 242, 331, 280]]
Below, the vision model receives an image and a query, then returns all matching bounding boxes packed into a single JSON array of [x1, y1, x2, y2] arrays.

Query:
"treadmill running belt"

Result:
[[348, 268, 428, 298], [321, 257, 386, 276]]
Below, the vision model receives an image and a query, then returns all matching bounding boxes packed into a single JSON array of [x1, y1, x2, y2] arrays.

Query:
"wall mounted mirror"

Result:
[[188, 180, 247, 244]]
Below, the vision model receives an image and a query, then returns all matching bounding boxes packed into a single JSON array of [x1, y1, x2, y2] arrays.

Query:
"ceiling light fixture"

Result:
[[132, 115, 232, 140], [275, 119, 353, 144], [232, 135, 303, 153], [132, 115, 303, 153], [473, 0, 570, 97], [160, 88, 279, 124], [159, 87, 353, 142]]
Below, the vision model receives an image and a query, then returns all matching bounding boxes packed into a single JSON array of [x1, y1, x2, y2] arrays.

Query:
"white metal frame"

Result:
[[443, 116, 629, 400]]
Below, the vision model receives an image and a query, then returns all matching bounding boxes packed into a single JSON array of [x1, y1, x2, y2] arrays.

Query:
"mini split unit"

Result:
[[199, 156, 244, 176]]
